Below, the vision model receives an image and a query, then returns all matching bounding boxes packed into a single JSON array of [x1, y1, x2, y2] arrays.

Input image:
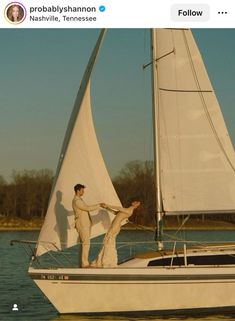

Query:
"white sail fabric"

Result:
[[36, 83, 121, 256], [36, 31, 121, 256], [153, 29, 235, 214]]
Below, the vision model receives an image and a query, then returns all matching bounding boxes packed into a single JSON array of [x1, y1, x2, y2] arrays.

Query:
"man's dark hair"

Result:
[[74, 184, 85, 193]]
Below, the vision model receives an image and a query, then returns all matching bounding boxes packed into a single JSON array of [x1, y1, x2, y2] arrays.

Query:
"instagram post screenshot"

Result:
[[0, 0, 235, 320]]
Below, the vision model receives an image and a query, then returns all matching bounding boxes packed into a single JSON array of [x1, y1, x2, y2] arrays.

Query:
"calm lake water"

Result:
[[1, 229, 235, 321]]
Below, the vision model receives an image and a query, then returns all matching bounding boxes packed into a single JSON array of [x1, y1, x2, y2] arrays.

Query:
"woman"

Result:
[[91, 200, 141, 268], [7, 5, 23, 23]]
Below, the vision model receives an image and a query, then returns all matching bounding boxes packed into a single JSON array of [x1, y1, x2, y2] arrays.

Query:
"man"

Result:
[[72, 183, 101, 268]]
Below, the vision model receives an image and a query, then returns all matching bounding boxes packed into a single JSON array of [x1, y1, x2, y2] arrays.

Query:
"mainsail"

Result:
[[36, 30, 121, 256], [152, 29, 235, 215]]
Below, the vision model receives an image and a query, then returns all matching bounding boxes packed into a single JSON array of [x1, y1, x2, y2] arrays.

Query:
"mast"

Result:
[[151, 29, 164, 250]]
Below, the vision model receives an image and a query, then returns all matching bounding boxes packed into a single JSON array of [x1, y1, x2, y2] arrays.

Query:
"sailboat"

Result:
[[20, 29, 235, 314]]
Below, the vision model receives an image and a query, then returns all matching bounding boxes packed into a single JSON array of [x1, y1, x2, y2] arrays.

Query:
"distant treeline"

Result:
[[0, 169, 53, 219], [114, 161, 235, 226], [0, 161, 234, 225], [0, 161, 155, 223]]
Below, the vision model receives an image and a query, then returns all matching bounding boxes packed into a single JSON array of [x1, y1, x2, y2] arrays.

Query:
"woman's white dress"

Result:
[[91, 205, 135, 267]]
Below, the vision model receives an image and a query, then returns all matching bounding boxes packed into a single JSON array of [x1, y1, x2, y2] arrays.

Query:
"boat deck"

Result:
[[134, 243, 235, 259]]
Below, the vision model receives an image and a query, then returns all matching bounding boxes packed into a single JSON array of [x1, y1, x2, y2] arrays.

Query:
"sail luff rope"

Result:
[[48, 29, 107, 206], [174, 215, 190, 234], [141, 30, 153, 211]]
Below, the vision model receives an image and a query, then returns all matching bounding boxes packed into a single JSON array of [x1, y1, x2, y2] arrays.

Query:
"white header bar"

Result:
[[0, 0, 234, 28]]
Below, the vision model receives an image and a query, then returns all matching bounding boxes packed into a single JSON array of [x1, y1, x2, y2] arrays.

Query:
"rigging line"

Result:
[[163, 231, 235, 252], [141, 34, 152, 166], [182, 30, 235, 173], [141, 32, 154, 204], [143, 49, 175, 69], [141, 36, 153, 164], [174, 215, 190, 235], [162, 231, 211, 248], [127, 220, 152, 232]]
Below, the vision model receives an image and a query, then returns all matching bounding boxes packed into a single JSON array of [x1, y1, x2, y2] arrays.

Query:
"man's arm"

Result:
[[103, 204, 130, 215], [75, 199, 100, 212]]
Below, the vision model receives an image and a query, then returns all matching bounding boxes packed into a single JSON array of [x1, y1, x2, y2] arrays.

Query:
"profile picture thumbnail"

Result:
[[5, 2, 26, 24]]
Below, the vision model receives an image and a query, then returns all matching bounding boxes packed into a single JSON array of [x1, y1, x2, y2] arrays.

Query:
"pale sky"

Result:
[[0, 29, 234, 181]]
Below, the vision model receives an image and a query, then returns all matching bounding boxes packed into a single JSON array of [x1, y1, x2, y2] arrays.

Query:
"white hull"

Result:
[[29, 265, 235, 314]]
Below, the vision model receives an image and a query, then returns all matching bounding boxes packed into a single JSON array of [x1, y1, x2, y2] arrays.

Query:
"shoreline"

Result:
[[1, 217, 235, 232], [0, 217, 43, 232], [122, 226, 235, 231], [1, 226, 235, 232], [0, 227, 41, 231]]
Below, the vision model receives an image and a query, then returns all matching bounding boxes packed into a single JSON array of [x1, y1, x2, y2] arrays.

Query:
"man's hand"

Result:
[[100, 203, 108, 208]]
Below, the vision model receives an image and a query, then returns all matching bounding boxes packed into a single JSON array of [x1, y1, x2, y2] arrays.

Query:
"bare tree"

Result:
[[4, 169, 54, 218], [0, 175, 6, 215], [113, 160, 155, 226], [35, 169, 54, 218]]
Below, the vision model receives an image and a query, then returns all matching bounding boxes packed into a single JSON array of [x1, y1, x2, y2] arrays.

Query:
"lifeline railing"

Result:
[[10, 239, 235, 269], [10, 239, 158, 268]]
